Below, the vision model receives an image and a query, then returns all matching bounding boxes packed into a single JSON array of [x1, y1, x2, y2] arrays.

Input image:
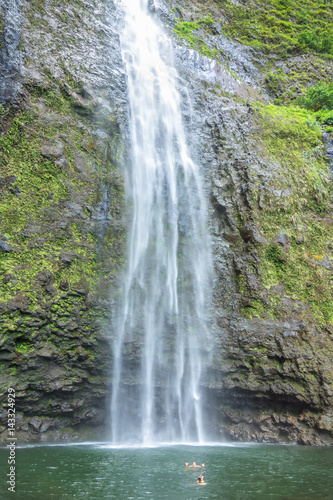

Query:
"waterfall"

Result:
[[111, 0, 212, 445]]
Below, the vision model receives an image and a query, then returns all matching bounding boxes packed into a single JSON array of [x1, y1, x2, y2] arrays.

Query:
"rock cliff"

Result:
[[0, 0, 332, 444], [0, 0, 127, 442]]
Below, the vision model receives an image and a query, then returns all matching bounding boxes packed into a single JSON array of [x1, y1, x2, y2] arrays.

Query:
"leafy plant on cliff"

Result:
[[297, 82, 333, 111], [297, 82, 333, 126], [298, 29, 333, 55]]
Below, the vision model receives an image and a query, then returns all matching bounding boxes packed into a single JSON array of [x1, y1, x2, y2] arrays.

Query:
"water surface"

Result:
[[1, 443, 333, 499]]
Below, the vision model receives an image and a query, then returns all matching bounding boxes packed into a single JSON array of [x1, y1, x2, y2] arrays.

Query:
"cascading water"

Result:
[[111, 0, 212, 445]]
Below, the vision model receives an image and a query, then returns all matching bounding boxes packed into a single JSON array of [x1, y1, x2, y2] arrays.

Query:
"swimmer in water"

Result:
[[197, 473, 205, 484], [185, 462, 205, 468]]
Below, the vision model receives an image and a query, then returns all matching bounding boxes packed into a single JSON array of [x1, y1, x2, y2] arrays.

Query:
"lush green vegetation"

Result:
[[298, 82, 333, 111], [252, 208, 333, 327], [174, 17, 220, 58], [172, 0, 332, 59], [297, 82, 333, 125], [217, 0, 333, 57], [0, 112, 88, 305], [171, 0, 333, 107], [246, 103, 333, 326], [0, 83, 124, 309], [254, 103, 329, 213]]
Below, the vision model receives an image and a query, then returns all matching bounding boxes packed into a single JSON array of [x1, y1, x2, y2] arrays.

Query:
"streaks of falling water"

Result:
[[111, 0, 212, 445]]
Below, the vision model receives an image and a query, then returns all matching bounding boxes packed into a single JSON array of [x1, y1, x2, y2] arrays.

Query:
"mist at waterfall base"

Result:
[[110, 0, 213, 445], [1, 444, 333, 500]]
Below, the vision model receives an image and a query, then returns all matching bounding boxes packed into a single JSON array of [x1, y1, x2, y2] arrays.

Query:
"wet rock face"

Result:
[[0, 0, 23, 104], [159, 0, 333, 445], [182, 70, 333, 445], [0, 0, 128, 443]]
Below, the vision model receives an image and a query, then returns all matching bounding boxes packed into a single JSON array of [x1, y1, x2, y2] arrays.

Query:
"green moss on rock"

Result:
[[243, 103, 333, 326]]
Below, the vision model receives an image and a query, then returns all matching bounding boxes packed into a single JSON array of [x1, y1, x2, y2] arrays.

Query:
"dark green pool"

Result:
[[1, 443, 333, 499]]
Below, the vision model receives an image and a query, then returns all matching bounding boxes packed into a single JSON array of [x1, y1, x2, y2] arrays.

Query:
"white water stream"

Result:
[[111, 0, 212, 445]]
